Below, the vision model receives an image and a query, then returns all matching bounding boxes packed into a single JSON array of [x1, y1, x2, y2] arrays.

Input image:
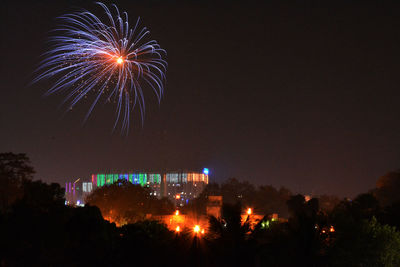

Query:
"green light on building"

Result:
[[138, 173, 147, 186], [106, 174, 113, 185], [97, 174, 105, 187], [95, 173, 163, 187]]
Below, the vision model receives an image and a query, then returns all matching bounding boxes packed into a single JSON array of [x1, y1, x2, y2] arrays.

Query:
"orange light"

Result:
[[330, 226, 335, 233], [201, 229, 205, 234], [247, 208, 252, 215], [175, 210, 179, 216], [116, 57, 123, 64], [322, 230, 326, 234], [194, 225, 200, 233], [175, 226, 180, 232], [176, 194, 181, 199]]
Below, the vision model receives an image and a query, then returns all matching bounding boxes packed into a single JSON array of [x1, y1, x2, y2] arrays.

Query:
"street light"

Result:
[[194, 225, 200, 234], [247, 208, 252, 215]]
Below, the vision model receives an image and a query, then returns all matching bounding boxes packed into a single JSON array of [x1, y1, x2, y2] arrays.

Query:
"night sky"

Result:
[[1, 0, 400, 197]]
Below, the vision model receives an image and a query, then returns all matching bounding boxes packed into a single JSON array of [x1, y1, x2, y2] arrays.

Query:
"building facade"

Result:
[[65, 169, 209, 206]]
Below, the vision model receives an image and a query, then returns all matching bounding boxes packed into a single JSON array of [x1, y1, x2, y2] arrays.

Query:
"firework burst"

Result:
[[33, 2, 167, 134]]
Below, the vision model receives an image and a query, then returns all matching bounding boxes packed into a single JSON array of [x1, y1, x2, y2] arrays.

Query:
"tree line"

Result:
[[1, 152, 400, 266]]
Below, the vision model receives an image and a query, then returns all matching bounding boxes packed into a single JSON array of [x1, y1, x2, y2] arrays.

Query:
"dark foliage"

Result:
[[207, 202, 253, 266], [374, 170, 400, 207], [184, 178, 291, 217], [86, 179, 175, 225], [2, 154, 400, 266], [0, 152, 35, 212]]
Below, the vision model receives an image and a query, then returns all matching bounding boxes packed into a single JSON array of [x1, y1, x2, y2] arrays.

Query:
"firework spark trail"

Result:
[[33, 2, 167, 134]]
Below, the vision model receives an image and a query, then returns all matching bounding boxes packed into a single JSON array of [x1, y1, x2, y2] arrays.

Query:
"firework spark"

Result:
[[33, 2, 167, 133]]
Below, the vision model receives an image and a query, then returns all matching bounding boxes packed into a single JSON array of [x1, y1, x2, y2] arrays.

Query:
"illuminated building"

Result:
[[65, 169, 209, 205], [162, 171, 209, 206]]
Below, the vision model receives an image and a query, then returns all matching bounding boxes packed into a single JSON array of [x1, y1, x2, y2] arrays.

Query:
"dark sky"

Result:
[[1, 0, 400, 197]]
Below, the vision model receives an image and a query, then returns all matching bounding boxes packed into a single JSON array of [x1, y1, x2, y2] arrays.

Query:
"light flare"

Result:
[[116, 57, 124, 64]]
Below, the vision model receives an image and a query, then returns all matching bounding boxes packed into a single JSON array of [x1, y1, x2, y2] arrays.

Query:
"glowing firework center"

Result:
[[116, 57, 124, 64], [65, 169, 209, 206]]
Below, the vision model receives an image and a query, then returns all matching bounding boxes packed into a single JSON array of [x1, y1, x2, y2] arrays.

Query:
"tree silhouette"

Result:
[[207, 202, 253, 266], [2, 151, 400, 266], [0, 152, 35, 212], [86, 179, 174, 225], [185, 179, 291, 218], [327, 217, 400, 266], [285, 195, 324, 265], [375, 170, 400, 207]]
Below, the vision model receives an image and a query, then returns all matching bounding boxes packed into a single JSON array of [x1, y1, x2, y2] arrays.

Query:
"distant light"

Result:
[[261, 220, 270, 229], [247, 208, 252, 215], [176, 226, 181, 232], [77, 200, 80, 206], [176, 194, 181, 200], [201, 229, 205, 234], [194, 225, 200, 234], [330, 226, 335, 233], [203, 168, 209, 175], [175, 210, 179, 216], [116, 57, 123, 64]]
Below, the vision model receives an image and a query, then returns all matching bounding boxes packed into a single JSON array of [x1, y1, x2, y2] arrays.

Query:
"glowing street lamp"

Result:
[[193, 225, 200, 234], [247, 208, 252, 215], [175, 226, 181, 233]]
